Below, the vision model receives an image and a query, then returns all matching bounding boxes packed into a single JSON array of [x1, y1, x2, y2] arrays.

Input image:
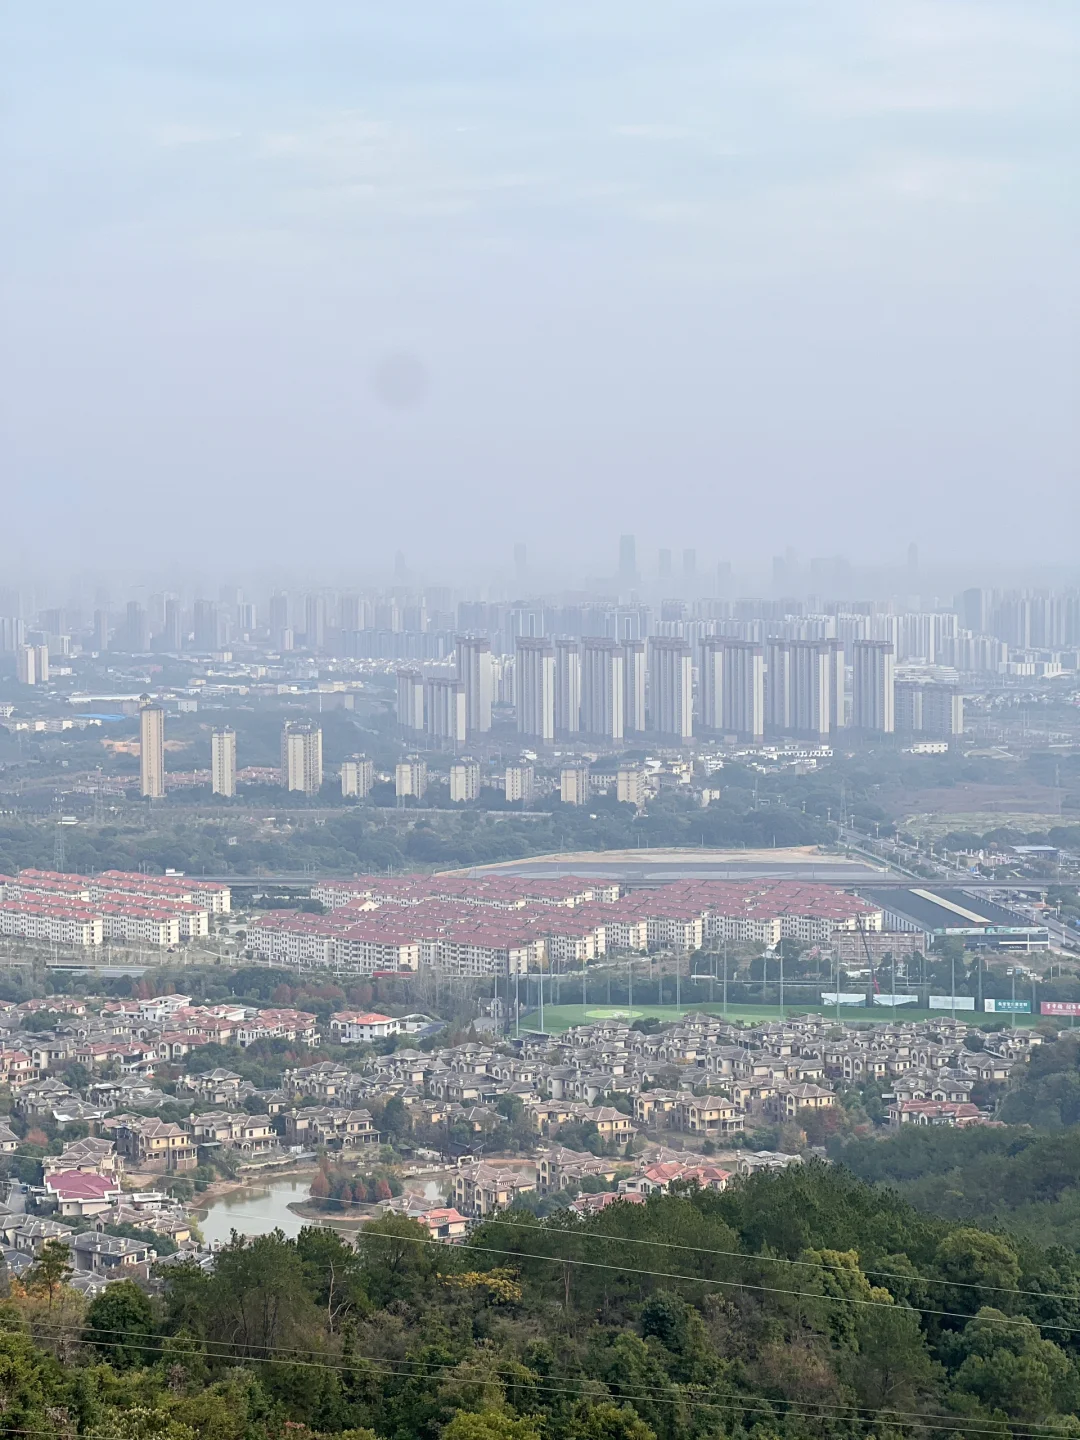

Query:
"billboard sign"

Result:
[[873, 994, 919, 1006], [928, 995, 976, 1011], [822, 992, 867, 1007], [984, 999, 1031, 1014], [1041, 1001, 1080, 1017]]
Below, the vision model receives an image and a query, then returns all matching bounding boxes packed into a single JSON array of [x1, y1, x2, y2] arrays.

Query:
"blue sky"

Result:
[[3, 1, 1077, 584]]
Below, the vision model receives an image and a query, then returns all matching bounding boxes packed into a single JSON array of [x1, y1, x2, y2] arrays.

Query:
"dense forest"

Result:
[[5, 1164, 1080, 1439]]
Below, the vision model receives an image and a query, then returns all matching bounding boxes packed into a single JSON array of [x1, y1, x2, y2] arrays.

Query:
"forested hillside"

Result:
[[5, 1164, 1080, 1440]]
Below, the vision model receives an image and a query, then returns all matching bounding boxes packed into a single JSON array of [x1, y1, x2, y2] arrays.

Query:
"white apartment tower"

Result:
[[340, 755, 374, 798], [211, 728, 237, 797], [560, 765, 590, 805], [456, 636, 493, 735], [449, 758, 481, 803], [282, 722, 323, 793], [580, 638, 624, 741], [700, 638, 764, 741], [16, 645, 36, 686], [505, 763, 535, 804], [139, 701, 166, 799], [648, 637, 693, 742], [765, 641, 792, 733], [395, 755, 428, 799], [852, 641, 895, 733], [516, 637, 555, 744], [616, 766, 647, 808], [553, 639, 581, 737], [424, 677, 466, 747], [622, 639, 647, 736], [396, 670, 425, 734]]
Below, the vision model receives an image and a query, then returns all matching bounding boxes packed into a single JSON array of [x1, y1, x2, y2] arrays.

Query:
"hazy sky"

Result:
[[3, 1, 1078, 583]]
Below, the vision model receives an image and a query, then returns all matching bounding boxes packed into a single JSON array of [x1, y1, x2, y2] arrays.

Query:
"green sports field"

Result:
[[518, 1001, 1041, 1033]]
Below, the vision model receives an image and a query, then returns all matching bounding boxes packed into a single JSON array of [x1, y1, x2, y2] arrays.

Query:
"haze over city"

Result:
[[3, 0, 1078, 581]]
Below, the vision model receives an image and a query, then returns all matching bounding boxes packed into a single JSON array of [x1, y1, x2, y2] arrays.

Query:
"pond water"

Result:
[[199, 1175, 313, 1244]]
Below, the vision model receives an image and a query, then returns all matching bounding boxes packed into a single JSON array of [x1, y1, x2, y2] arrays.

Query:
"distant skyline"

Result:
[[2, 1, 1077, 574]]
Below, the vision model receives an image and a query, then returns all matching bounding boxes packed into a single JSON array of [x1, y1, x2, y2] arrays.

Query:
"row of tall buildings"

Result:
[[135, 707, 333, 799], [397, 636, 961, 745], [4, 582, 1079, 675]]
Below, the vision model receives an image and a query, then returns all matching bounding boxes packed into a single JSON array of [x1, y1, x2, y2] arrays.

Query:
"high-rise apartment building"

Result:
[[425, 677, 466, 747], [554, 639, 581, 737], [505, 763, 534, 804], [16, 645, 37, 686], [304, 594, 326, 651], [787, 640, 844, 739], [192, 599, 218, 652], [395, 755, 427, 799], [700, 638, 765, 741], [449, 758, 481, 803], [648, 637, 692, 741], [516, 637, 555, 744], [580, 638, 624, 741], [162, 598, 182, 651], [922, 685, 964, 739], [851, 642, 895, 733], [396, 670, 425, 733], [92, 609, 109, 652], [896, 683, 964, 740], [456, 635, 493, 735], [124, 601, 149, 653], [340, 755, 374, 798], [140, 702, 166, 799], [269, 592, 290, 648], [211, 728, 237, 797], [765, 641, 792, 733], [560, 765, 590, 805], [617, 766, 647, 808], [0, 617, 24, 653], [281, 723, 323, 794], [623, 640, 646, 736]]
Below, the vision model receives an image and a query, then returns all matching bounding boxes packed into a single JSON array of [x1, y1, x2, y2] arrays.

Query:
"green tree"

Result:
[[442, 1409, 542, 1440], [26, 1238, 72, 1311], [84, 1279, 157, 1367]]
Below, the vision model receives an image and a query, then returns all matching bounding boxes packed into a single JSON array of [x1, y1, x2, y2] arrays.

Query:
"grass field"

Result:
[[518, 1001, 1041, 1033]]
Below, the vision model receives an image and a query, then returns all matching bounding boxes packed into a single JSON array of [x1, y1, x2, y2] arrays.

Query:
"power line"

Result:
[[18, 1319, 1076, 1440], [271, 1188, 1079, 1306]]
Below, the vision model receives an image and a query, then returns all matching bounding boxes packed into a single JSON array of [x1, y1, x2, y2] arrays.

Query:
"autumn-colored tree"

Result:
[[309, 1169, 330, 1201]]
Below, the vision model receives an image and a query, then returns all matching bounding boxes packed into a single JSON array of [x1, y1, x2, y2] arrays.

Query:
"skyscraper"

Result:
[[163, 598, 182, 651], [16, 645, 37, 686], [580, 638, 624, 741], [788, 640, 845, 739], [622, 640, 647, 736], [852, 641, 895, 733], [456, 635, 493, 735], [92, 609, 109, 652], [554, 639, 581, 737], [516, 637, 555, 744], [211, 728, 237, 797], [281, 723, 323, 793], [648, 637, 692, 741], [192, 599, 218, 652], [396, 670, 425, 733], [140, 701, 166, 799], [424, 677, 466, 747], [125, 601, 149, 653], [765, 641, 792, 733], [304, 594, 326, 651], [700, 638, 764, 741]]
